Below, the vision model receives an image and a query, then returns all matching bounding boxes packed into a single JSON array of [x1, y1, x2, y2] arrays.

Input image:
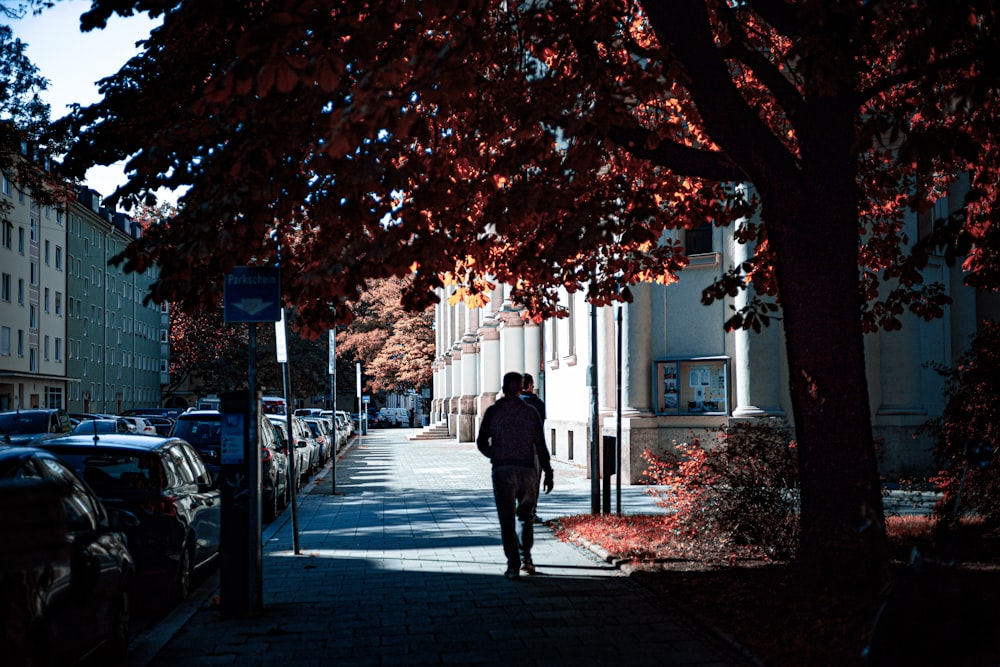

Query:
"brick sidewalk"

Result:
[[134, 429, 752, 666]]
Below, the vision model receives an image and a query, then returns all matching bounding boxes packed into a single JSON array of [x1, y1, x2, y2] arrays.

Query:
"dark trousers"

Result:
[[491, 465, 539, 569]]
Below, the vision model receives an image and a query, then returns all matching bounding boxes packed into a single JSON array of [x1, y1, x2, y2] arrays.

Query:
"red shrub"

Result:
[[642, 419, 799, 559]]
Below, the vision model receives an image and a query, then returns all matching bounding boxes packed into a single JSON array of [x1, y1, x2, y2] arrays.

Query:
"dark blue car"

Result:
[[0, 445, 136, 665], [33, 434, 221, 602]]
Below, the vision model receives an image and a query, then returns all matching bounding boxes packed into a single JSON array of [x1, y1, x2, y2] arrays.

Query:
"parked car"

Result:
[[335, 410, 354, 437], [0, 409, 72, 445], [32, 434, 221, 602], [121, 407, 182, 420], [170, 409, 289, 520], [69, 418, 132, 435], [119, 416, 158, 436], [301, 417, 332, 466], [140, 416, 175, 437], [266, 415, 313, 488], [0, 445, 136, 664]]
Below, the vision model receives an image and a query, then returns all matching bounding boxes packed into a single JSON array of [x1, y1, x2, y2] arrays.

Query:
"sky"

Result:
[[10, 0, 167, 206]]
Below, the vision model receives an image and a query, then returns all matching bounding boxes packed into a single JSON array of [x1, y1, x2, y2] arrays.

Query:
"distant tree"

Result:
[[336, 277, 434, 394], [50, 0, 1000, 579]]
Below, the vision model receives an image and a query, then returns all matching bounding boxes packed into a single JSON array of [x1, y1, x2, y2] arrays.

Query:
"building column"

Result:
[[523, 320, 541, 381], [477, 315, 501, 420], [457, 309, 481, 442], [622, 282, 653, 415], [619, 282, 659, 484], [731, 236, 784, 417], [498, 307, 525, 379]]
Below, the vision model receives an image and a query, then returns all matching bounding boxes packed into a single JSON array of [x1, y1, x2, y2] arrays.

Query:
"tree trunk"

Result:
[[762, 108, 889, 581]]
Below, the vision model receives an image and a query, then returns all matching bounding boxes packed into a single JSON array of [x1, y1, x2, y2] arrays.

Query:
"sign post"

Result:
[[220, 266, 280, 615], [276, 309, 300, 554]]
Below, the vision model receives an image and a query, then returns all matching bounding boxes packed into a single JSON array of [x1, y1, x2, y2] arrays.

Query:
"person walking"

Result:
[[520, 373, 547, 524], [520, 373, 546, 421], [476, 372, 554, 579]]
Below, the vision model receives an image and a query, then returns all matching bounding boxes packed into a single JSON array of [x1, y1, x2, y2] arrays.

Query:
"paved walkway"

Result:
[[131, 428, 752, 666]]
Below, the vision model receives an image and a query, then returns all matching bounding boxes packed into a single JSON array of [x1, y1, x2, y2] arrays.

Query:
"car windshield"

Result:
[[172, 417, 221, 445], [0, 412, 49, 434], [71, 420, 121, 434], [51, 450, 161, 492]]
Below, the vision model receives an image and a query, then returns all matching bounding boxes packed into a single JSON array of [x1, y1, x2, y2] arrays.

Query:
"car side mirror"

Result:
[[106, 507, 141, 530]]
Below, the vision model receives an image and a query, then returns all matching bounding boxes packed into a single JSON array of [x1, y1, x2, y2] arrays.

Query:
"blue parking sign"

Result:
[[224, 266, 281, 322]]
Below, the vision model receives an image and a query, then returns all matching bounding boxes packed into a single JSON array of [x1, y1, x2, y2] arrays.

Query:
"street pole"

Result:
[[329, 329, 337, 495], [276, 309, 299, 554], [246, 324, 262, 611], [616, 302, 623, 515], [590, 296, 600, 514]]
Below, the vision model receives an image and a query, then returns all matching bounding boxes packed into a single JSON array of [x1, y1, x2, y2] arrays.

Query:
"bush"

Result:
[[922, 320, 1000, 526], [642, 419, 799, 559]]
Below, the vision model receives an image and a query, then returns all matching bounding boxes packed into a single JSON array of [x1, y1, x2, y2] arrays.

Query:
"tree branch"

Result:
[[606, 122, 746, 182]]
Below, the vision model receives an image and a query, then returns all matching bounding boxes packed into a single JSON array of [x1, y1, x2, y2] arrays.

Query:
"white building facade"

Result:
[[0, 173, 68, 411], [431, 182, 1000, 483]]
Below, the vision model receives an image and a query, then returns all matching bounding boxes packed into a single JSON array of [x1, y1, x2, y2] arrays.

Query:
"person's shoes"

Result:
[[521, 557, 536, 575], [504, 567, 520, 579], [533, 513, 543, 524]]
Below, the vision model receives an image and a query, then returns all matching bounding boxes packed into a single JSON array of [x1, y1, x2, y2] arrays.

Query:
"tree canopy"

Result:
[[0, 19, 68, 218], [50, 0, 1000, 578]]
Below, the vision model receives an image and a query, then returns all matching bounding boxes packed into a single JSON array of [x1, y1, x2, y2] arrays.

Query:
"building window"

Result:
[[17, 226, 24, 254], [44, 288, 50, 313], [30, 218, 37, 242], [44, 240, 50, 265], [1, 172, 11, 196], [55, 209, 63, 225], [1, 221, 11, 249], [1, 326, 9, 356], [55, 246, 62, 270], [1, 273, 10, 302], [17, 279, 23, 305], [55, 338, 62, 363], [30, 261, 37, 285], [44, 335, 49, 361], [29, 305, 37, 330], [45, 386, 62, 409], [29, 347, 36, 371], [55, 292, 62, 317], [684, 223, 714, 255], [17, 330, 23, 357]]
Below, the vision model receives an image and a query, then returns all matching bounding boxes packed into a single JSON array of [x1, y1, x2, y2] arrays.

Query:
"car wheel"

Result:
[[173, 543, 193, 602]]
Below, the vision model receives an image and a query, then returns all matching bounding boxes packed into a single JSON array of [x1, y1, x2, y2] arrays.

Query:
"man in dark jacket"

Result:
[[477, 372, 554, 578], [520, 373, 546, 421]]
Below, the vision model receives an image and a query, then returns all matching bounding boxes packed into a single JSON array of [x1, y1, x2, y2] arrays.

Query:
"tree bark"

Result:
[[762, 104, 889, 580]]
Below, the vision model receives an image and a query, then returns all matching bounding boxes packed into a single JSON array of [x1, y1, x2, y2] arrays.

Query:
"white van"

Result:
[[377, 407, 410, 427]]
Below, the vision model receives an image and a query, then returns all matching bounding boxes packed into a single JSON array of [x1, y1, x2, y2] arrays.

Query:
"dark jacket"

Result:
[[520, 393, 546, 421], [476, 395, 551, 473]]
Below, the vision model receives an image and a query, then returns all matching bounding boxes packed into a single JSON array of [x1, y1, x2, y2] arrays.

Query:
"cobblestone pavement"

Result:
[[131, 428, 753, 666]]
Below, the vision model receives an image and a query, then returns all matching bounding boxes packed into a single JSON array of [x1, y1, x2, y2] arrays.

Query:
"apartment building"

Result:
[[65, 187, 167, 414], [0, 172, 67, 410]]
